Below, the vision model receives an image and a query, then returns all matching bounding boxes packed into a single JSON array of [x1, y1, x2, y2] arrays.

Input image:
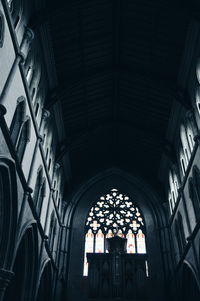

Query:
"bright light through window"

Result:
[[83, 188, 146, 276]]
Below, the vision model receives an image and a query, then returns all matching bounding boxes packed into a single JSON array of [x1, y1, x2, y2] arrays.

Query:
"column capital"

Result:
[[54, 162, 61, 170], [42, 109, 50, 120], [24, 27, 35, 43]]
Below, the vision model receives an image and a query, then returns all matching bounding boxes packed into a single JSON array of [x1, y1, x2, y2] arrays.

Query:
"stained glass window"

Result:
[[83, 188, 146, 276]]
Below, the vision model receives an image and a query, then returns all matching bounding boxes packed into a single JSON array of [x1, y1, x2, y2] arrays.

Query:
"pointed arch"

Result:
[[16, 116, 31, 163], [0, 157, 18, 268], [4, 224, 38, 301], [24, 50, 34, 85], [10, 97, 26, 145], [177, 262, 200, 300], [49, 211, 56, 251], [36, 178, 46, 216], [9, 0, 23, 29], [36, 261, 53, 301], [188, 178, 200, 222], [83, 188, 146, 275], [180, 124, 190, 164], [33, 166, 43, 206], [65, 168, 168, 301]]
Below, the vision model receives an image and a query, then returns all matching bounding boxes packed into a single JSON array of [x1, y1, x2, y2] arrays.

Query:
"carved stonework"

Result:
[[87, 253, 147, 300]]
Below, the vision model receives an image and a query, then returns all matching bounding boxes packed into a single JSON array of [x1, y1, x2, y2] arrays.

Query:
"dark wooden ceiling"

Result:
[[45, 0, 197, 188]]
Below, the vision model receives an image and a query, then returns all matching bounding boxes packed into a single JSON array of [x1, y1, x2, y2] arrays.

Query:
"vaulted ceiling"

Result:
[[44, 0, 198, 189]]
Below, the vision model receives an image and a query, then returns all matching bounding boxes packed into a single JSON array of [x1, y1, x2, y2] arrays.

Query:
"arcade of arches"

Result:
[[1, 0, 200, 301]]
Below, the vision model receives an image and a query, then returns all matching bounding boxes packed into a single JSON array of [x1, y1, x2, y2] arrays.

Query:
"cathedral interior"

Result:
[[1, 0, 200, 300]]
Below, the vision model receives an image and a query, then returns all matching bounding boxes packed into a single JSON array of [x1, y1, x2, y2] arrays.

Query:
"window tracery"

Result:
[[168, 170, 180, 214], [83, 188, 146, 276]]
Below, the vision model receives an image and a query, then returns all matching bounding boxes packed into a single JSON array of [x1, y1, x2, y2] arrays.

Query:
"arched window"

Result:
[[33, 167, 44, 212], [7, 0, 13, 9], [26, 66, 33, 83], [168, 192, 173, 215], [180, 150, 187, 176], [180, 125, 190, 165], [37, 180, 46, 216], [9, 0, 23, 28], [49, 211, 55, 251], [196, 87, 200, 115], [24, 51, 34, 85], [16, 117, 31, 163], [49, 212, 57, 254], [0, 11, 5, 48], [83, 188, 146, 276], [10, 98, 26, 145], [187, 128, 195, 153], [188, 179, 200, 223], [45, 148, 49, 160], [31, 88, 36, 100], [168, 170, 179, 214], [48, 158, 51, 171], [35, 102, 39, 117]]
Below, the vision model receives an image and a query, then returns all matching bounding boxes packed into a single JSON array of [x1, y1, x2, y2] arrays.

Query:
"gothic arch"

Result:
[[16, 116, 31, 163], [4, 224, 38, 301], [0, 157, 18, 269], [33, 165, 43, 205], [10, 96, 26, 145], [177, 261, 200, 300], [36, 261, 53, 301], [188, 177, 200, 222], [65, 168, 169, 301], [8, 0, 24, 29], [36, 178, 46, 216]]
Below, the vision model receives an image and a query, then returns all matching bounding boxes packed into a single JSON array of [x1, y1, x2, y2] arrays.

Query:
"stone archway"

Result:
[[65, 168, 170, 301], [0, 158, 18, 301], [178, 262, 200, 301], [4, 225, 38, 301], [36, 262, 53, 301]]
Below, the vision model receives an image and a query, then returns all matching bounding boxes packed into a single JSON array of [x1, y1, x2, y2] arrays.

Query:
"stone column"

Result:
[[0, 268, 14, 301]]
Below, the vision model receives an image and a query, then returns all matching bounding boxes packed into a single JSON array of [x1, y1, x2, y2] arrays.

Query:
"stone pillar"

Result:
[[0, 268, 14, 301]]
